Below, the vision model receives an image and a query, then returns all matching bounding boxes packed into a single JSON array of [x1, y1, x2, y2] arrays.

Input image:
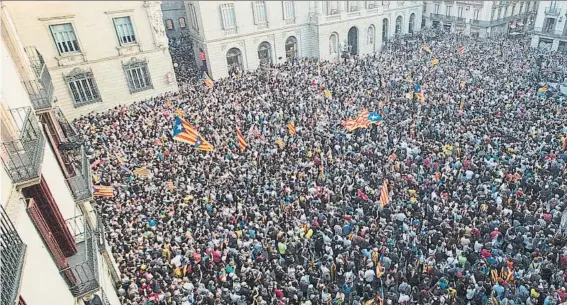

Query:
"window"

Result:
[[511, 4, 516, 15], [285, 36, 298, 62], [446, 6, 452, 16], [188, 4, 199, 30], [123, 58, 153, 93], [258, 41, 272, 65], [491, 9, 495, 20], [220, 3, 237, 29], [458, 7, 463, 18], [367, 26, 375, 45], [252, 1, 267, 25], [283, 1, 295, 20], [179, 17, 186, 28], [166, 19, 174, 30], [329, 33, 338, 54], [435, 4, 440, 14], [473, 9, 480, 20], [226, 47, 243, 71], [382, 18, 389, 41], [347, 2, 359, 12], [519, 3, 524, 13], [498, 8, 502, 19], [113, 17, 136, 45], [49, 23, 80, 55], [409, 13, 415, 33], [65, 68, 101, 107], [366, 1, 377, 9]]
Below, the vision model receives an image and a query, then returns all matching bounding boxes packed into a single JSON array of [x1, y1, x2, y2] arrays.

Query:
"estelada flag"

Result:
[[275, 138, 285, 149]]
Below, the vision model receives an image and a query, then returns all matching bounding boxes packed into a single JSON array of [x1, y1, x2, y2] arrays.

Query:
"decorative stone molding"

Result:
[[143, 1, 168, 48]]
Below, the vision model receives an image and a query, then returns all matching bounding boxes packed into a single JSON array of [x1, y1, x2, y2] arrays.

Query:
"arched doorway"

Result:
[[367, 25, 375, 52], [329, 32, 339, 58], [226, 47, 243, 73], [395, 16, 403, 36], [409, 13, 416, 34], [382, 18, 389, 42], [347, 26, 358, 55], [285, 36, 298, 62], [258, 41, 272, 65]]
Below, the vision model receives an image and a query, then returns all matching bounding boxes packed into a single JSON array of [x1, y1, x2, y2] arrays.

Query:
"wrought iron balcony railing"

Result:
[[62, 215, 100, 298], [531, 26, 567, 38], [545, 6, 560, 16], [1, 107, 45, 185], [23, 46, 55, 112], [63, 146, 93, 202], [0, 204, 27, 305]]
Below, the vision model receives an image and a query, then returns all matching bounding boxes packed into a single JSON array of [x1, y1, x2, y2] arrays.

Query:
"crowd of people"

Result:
[[75, 30, 567, 305]]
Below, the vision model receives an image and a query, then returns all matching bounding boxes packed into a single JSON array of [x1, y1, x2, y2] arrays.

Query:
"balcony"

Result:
[[224, 26, 238, 36], [62, 215, 100, 298], [23, 47, 55, 112], [1, 107, 45, 186], [532, 26, 567, 39], [470, 19, 491, 27], [62, 146, 93, 202], [545, 6, 560, 16], [325, 13, 341, 22], [456, 17, 467, 24], [0, 204, 27, 305], [431, 13, 443, 20]]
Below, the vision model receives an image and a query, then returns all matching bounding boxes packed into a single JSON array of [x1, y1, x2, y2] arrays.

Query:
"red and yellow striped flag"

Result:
[[93, 185, 114, 198], [167, 181, 174, 191], [275, 138, 285, 149], [379, 180, 389, 207], [287, 120, 296, 137], [236, 128, 247, 152], [134, 167, 149, 177], [376, 261, 384, 278]]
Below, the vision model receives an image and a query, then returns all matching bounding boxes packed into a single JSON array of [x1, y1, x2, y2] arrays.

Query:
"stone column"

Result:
[[314, 1, 323, 15], [337, 1, 345, 13], [143, 1, 169, 48]]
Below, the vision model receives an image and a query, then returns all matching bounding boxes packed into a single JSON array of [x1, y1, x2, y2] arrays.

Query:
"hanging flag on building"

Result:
[[236, 128, 247, 152], [287, 120, 296, 136], [93, 185, 115, 198], [134, 167, 149, 177], [172, 116, 214, 151], [275, 138, 285, 149], [202, 71, 214, 88], [379, 180, 389, 207]]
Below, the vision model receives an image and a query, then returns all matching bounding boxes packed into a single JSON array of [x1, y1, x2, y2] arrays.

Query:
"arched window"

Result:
[[285, 36, 298, 62], [166, 19, 174, 30], [382, 18, 389, 41], [226, 47, 243, 72], [367, 25, 375, 45], [409, 13, 415, 34], [258, 41, 272, 65], [395, 16, 403, 36], [179, 17, 186, 28], [329, 33, 339, 54]]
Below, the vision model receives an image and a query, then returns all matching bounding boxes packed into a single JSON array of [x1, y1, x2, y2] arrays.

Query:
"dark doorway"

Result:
[[348, 26, 359, 55]]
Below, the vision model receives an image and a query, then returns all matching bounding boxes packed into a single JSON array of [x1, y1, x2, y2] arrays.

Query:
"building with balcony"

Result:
[[531, 1, 567, 52], [1, 1, 178, 121], [161, 1, 189, 40], [185, 1, 422, 79], [1, 4, 121, 305], [424, 1, 539, 38]]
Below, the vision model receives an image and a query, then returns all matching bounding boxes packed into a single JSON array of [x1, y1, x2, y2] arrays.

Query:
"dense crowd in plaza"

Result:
[[75, 30, 567, 305]]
